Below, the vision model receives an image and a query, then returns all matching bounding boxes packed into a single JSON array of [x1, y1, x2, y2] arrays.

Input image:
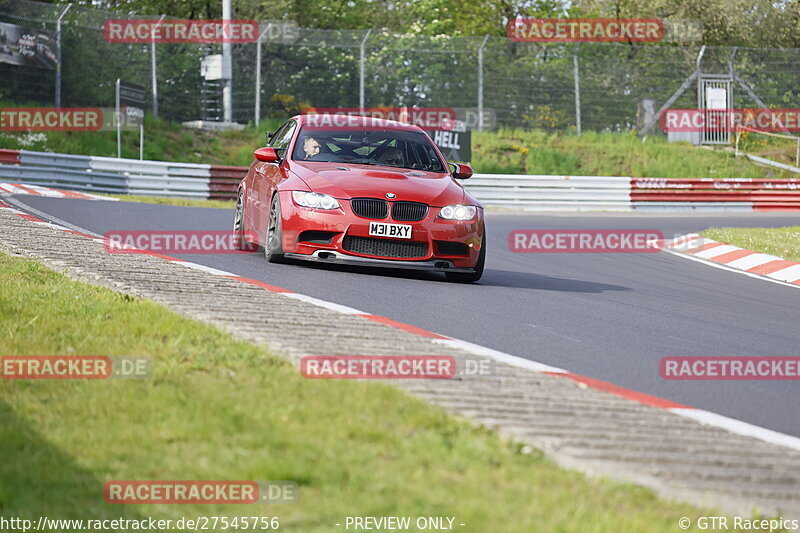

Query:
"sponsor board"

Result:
[[0, 22, 56, 69], [427, 120, 471, 163], [118, 81, 146, 127]]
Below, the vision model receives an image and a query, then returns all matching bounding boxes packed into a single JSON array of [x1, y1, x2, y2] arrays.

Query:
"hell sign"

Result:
[[427, 121, 471, 163]]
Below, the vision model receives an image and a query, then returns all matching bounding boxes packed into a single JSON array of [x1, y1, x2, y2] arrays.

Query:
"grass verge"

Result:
[[701, 226, 800, 263], [735, 130, 800, 173], [472, 129, 785, 178], [0, 114, 284, 167], [0, 252, 711, 531]]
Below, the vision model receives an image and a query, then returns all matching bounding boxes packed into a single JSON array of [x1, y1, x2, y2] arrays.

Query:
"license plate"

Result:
[[369, 222, 412, 239]]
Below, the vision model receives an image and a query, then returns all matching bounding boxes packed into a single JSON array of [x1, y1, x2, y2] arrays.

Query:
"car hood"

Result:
[[290, 161, 466, 206]]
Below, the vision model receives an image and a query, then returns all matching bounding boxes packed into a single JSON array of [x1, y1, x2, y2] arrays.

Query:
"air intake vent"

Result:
[[298, 230, 337, 244], [435, 241, 469, 256], [342, 235, 428, 258]]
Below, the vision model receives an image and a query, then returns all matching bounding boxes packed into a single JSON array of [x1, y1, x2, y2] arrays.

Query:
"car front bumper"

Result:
[[278, 191, 484, 269], [283, 250, 477, 273]]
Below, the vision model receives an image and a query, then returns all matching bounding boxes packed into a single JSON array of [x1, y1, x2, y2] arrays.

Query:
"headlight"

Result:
[[439, 205, 477, 221], [292, 191, 340, 210]]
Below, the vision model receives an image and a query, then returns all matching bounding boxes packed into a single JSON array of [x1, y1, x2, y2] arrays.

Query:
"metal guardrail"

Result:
[[464, 174, 632, 211], [0, 150, 219, 199], [744, 154, 800, 176], [630, 177, 800, 211], [1, 149, 800, 210], [20, 151, 92, 171], [0, 166, 128, 193]]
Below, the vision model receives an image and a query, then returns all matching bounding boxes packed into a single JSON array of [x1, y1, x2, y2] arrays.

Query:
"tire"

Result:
[[265, 193, 287, 263], [232, 188, 250, 251], [445, 232, 485, 283]]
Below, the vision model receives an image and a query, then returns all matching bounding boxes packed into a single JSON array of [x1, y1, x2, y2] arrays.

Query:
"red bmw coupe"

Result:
[[233, 114, 485, 282]]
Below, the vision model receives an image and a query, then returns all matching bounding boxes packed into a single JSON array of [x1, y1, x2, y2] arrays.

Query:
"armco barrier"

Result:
[[464, 174, 632, 212], [0, 149, 246, 199], [89, 156, 214, 198], [631, 177, 800, 211], [0, 166, 129, 194], [0, 149, 21, 165], [1, 149, 800, 210], [210, 165, 249, 200]]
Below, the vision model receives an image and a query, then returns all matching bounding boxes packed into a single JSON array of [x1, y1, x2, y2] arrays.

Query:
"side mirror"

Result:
[[449, 162, 473, 180], [265, 131, 273, 145], [254, 147, 279, 163]]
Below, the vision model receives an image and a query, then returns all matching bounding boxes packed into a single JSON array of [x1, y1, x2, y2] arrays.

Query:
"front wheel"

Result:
[[445, 233, 485, 283], [265, 194, 287, 263], [232, 188, 250, 250]]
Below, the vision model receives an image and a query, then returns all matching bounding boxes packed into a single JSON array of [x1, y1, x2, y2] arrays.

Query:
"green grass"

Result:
[[735, 129, 800, 171], [0, 252, 714, 531], [0, 112, 284, 166], [702, 226, 800, 262], [100, 194, 235, 209], [472, 129, 787, 178]]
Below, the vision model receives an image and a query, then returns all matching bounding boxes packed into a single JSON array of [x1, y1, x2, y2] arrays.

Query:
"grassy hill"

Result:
[[0, 114, 788, 178]]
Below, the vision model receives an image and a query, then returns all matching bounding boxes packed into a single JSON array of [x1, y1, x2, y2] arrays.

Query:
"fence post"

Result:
[[222, 0, 232, 122], [359, 29, 372, 110], [254, 24, 268, 127], [477, 35, 489, 132], [116, 78, 121, 158], [54, 4, 71, 108], [151, 15, 165, 117], [573, 48, 581, 136]]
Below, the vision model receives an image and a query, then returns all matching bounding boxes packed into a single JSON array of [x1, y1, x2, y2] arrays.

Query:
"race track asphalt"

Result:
[[11, 195, 800, 437]]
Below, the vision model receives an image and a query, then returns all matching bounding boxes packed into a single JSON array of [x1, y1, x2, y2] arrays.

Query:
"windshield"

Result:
[[292, 129, 447, 172]]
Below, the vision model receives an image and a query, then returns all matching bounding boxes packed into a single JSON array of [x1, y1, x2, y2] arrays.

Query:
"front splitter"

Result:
[[283, 250, 475, 273]]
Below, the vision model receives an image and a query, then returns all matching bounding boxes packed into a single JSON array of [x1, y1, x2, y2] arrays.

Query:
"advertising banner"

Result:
[[0, 21, 56, 69]]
